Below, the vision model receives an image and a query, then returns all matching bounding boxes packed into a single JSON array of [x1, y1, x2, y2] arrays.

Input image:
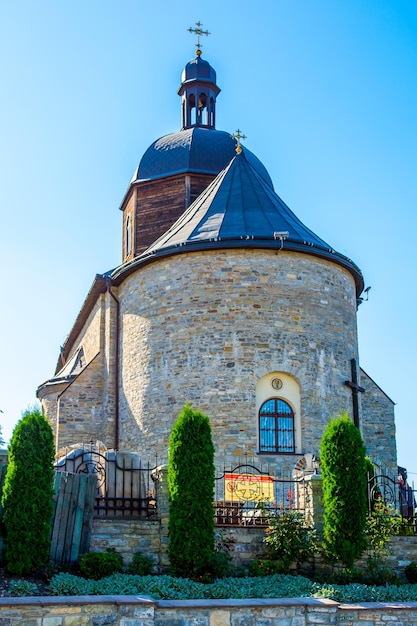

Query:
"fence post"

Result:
[[300, 474, 324, 532], [151, 464, 170, 569]]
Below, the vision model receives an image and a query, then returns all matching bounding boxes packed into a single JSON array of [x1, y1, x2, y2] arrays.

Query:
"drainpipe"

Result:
[[106, 277, 120, 450]]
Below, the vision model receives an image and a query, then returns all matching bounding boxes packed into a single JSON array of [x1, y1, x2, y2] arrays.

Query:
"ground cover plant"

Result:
[[42, 571, 417, 603]]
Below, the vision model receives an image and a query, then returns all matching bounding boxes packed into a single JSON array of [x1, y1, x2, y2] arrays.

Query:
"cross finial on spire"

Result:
[[188, 21, 210, 56], [231, 129, 247, 153]]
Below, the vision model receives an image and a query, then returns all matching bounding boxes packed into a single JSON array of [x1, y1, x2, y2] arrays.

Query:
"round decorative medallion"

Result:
[[271, 377, 283, 390]]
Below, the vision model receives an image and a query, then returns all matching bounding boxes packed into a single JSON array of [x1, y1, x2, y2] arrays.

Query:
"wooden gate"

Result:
[[50, 471, 96, 566]]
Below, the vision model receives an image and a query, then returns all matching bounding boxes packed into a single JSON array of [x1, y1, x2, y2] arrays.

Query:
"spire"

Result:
[[178, 22, 220, 130]]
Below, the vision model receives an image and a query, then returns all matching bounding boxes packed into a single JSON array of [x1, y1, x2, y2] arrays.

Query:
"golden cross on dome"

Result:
[[188, 21, 210, 56], [231, 129, 247, 153]]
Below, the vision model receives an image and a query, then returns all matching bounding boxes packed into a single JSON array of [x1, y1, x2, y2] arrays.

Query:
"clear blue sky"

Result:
[[1, 1, 416, 475]]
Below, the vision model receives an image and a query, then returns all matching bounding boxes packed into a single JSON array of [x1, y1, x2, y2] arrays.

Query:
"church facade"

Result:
[[37, 45, 397, 477]]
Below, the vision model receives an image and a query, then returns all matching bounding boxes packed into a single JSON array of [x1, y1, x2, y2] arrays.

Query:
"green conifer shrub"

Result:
[[127, 551, 154, 575], [320, 412, 368, 568], [168, 404, 215, 579], [2, 408, 55, 575], [79, 550, 123, 579]]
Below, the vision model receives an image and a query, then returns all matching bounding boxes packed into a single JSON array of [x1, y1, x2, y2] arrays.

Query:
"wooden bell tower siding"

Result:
[[121, 172, 217, 260]]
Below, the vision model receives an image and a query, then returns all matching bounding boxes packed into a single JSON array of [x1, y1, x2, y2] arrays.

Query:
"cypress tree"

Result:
[[168, 404, 215, 578], [320, 412, 368, 568], [2, 408, 55, 574]]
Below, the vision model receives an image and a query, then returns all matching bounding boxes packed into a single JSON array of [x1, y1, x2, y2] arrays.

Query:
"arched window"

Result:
[[125, 214, 132, 258], [259, 398, 295, 454]]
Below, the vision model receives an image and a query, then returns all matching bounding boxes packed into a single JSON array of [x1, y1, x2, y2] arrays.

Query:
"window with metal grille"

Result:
[[259, 398, 295, 454]]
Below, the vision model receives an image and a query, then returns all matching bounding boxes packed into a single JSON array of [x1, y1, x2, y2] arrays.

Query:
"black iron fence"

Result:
[[53, 449, 417, 528], [368, 472, 416, 524], [55, 447, 159, 519], [214, 462, 311, 527]]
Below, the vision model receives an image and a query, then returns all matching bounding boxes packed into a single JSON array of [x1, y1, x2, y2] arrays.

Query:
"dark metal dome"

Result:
[[181, 56, 217, 85], [131, 127, 274, 188]]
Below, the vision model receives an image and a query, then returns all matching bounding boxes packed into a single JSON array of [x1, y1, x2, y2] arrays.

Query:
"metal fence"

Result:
[[368, 471, 416, 525], [214, 462, 311, 527], [54, 449, 417, 528], [55, 447, 159, 518]]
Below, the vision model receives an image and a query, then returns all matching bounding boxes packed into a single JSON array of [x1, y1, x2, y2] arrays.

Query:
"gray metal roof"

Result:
[[134, 149, 364, 294], [131, 127, 274, 188]]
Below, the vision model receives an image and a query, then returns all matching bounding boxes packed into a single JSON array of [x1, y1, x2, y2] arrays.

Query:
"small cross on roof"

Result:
[[188, 21, 210, 56], [231, 129, 247, 154]]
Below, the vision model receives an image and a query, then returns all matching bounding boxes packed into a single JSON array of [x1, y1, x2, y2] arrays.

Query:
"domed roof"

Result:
[[131, 127, 274, 188], [119, 150, 363, 296], [181, 55, 217, 85]]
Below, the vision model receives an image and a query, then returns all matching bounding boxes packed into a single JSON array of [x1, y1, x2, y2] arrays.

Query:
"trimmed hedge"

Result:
[[2, 408, 55, 575], [168, 404, 215, 579], [320, 412, 368, 567]]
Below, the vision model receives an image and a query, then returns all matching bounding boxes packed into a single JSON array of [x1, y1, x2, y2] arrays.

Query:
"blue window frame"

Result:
[[259, 398, 295, 454]]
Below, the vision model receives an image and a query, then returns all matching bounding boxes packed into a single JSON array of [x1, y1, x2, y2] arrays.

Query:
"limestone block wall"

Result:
[[57, 353, 111, 449], [39, 381, 68, 442], [90, 518, 163, 567], [360, 369, 397, 475], [3, 597, 417, 626], [117, 248, 361, 473], [40, 289, 120, 451], [66, 294, 105, 364], [101, 289, 118, 447]]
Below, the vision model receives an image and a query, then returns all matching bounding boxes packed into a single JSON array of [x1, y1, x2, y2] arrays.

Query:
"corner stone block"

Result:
[[210, 611, 231, 626], [230, 613, 256, 626], [120, 618, 154, 626], [42, 618, 64, 626], [64, 616, 91, 626]]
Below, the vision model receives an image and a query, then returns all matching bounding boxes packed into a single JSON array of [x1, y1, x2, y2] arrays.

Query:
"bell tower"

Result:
[[178, 22, 220, 129], [120, 23, 236, 262]]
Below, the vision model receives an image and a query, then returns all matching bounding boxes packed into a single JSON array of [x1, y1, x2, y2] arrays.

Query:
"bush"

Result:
[[8, 579, 39, 596], [320, 413, 368, 567], [127, 552, 154, 576], [405, 562, 417, 584], [365, 498, 401, 569], [2, 408, 55, 575], [79, 550, 123, 580], [248, 559, 282, 577], [264, 509, 318, 571], [168, 404, 215, 579]]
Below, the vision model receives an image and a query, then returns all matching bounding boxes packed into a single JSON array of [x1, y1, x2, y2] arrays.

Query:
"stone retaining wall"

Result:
[[90, 509, 417, 579], [90, 518, 267, 570], [2, 596, 417, 626]]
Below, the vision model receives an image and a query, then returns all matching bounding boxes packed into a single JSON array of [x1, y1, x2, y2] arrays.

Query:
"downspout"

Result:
[[106, 277, 120, 450]]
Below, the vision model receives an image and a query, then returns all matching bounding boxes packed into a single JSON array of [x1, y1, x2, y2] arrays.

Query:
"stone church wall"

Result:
[[41, 291, 120, 451], [57, 352, 108, 450], [360, 369, 397, 474], [66, 294, 105, 363], [117, 248, 363, 474]]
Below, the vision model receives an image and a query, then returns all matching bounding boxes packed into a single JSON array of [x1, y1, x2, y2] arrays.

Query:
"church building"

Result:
[[37, 31, 397, 477]]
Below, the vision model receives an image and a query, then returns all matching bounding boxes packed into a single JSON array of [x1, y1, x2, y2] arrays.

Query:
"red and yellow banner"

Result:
[[224, 473, 274, 502]]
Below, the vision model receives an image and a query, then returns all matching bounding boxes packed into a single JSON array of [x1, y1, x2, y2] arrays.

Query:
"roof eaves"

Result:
[[111, 238, 364, 295], [54, 274, 108, 374]]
